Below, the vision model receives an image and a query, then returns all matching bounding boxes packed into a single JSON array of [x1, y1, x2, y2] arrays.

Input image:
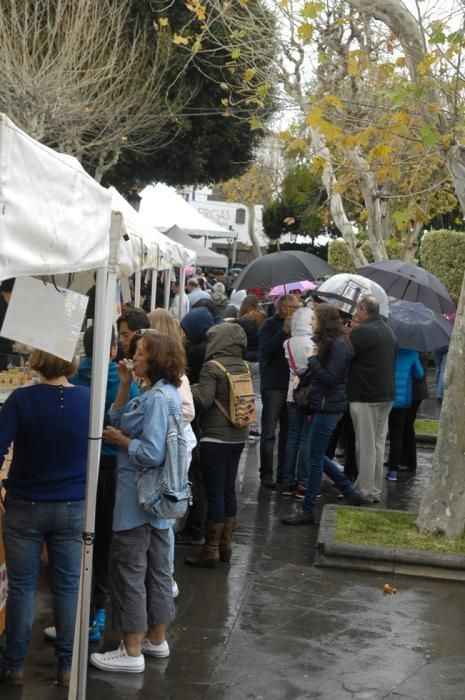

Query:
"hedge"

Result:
[[328, 238, 403, 273], [420, 230, 465, 297]]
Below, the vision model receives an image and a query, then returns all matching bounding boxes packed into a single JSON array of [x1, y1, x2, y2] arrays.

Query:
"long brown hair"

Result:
[[313, 304, 343, 359], [137, 333, 185, 387]]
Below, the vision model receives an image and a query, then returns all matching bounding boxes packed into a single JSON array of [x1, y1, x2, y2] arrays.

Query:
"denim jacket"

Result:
[[110, 379, 183, 531]]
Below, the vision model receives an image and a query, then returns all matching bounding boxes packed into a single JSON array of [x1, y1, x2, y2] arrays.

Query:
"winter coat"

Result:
[[258, 313, 290, 391], [70, 358, 139, 457], [191, 323, 249, 443], [347, 315, 397, 403], [302, 336, 350, 414], [283, 307, 315, 402], [181, 307, 215, 384], [210, 291, 229, 316], [393, 348, 424, 409]]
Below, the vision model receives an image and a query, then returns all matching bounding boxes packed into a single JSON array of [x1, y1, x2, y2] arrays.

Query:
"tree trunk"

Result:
[[310, 126, 367, 266], [247, 204, 262, 259], [415, 276, 465, 536], [348, 149, 388, 261]]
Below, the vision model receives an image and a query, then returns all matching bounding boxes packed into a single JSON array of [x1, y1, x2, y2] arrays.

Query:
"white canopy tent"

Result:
[[0, 113, 120, 700], [139, 183, 236, 239], [166, 225, 228, 269]]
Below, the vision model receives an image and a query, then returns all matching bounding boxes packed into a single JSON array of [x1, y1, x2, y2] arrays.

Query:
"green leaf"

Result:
[[231, 47, 241, 60], [420, 125, 440, 146], [393, 209, 412, 225]]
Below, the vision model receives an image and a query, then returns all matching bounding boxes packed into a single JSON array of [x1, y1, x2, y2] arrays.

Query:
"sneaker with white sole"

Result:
[[172, 579, 179, 598], [90, 641, 145, 673], [44, 626, 57, 642], [141, 638, 170, 658]]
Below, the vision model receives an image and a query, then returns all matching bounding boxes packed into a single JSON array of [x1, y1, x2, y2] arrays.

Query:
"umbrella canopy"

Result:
[[232, 251, 334, 290], [315, 273, 389, 318], [357, 260, 455, 314], [388, 299, 453, 352], [268, 279, 317, 297]]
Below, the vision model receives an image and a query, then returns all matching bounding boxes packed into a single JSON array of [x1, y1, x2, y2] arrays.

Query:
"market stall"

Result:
[[0, 113, 115, 699]]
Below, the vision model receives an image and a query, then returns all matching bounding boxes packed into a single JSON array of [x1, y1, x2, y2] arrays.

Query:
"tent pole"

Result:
[[178, 266, 186, 319], [164, 268, 171, 310], [151, 269, 157, 310], [134, 269, 141, 308], [69, 213, 122, 700]]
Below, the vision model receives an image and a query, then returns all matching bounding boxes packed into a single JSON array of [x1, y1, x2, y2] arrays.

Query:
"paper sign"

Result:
[[1, 276, 88, 361]]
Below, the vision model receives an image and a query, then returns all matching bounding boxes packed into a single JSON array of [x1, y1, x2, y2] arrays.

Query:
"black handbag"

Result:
[[293, 368, 313, 414]]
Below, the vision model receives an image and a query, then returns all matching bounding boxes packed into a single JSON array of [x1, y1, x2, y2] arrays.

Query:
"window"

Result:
[[235, 208, 246, 225]]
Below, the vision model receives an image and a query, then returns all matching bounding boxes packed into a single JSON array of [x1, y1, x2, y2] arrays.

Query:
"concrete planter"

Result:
[[315, 505, 465, 582]]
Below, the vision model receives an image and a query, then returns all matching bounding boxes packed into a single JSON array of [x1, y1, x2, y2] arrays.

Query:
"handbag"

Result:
[[287, 341, 313, 414], [135, 386, 192, 519]]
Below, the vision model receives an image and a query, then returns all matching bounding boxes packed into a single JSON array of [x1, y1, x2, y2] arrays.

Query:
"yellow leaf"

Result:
[[297, 22, 313, 43], [287, 137, 308, 152], [347, 61, 359, 77], [244, 68, 256, 82], [159, 17, 169, 27], [369, 144, 393, 159], [172, 33, 190, 46], [319, 120, 343, 141], [321, 95, 343, 110], [278, 130, 291, 141], [186, 0, 207, 21], [392, 111, 410, 125], [306, 106, 323, 128], [427, 102, 442, 114], [221, 98, 229, 107]]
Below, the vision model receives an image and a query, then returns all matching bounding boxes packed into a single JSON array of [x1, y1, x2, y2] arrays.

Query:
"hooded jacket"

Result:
[[70, 358, 139, 458], [181, 307, 215, 384], [191, 323, 249, 442], [284, 307, 315, 402]]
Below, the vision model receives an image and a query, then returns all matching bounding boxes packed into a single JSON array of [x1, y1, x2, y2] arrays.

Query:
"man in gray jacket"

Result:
[[348, 295, 397, 503]]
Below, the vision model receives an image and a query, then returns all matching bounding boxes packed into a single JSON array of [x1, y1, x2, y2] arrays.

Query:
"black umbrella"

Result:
[[357, 259, 455, 314], [388, 299, 453, 352], [232, 251, 334, 291]]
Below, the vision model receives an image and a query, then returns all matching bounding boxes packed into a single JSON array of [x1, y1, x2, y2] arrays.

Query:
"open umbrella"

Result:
[[268, 279, 317, 297], [315, 273, 389, 317], [232, 251, 334, 291], [387, 299, 453, 352], [357, 260, 455, 314]]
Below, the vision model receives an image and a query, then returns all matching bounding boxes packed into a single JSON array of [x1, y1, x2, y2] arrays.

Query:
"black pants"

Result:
[[387, 408, 408, 471], [201, 442, 245, 522], [259, 389, 288, 482], [183, 445, 208, 538], [92, 455, 117, 612], [400, 400, 421, 470]]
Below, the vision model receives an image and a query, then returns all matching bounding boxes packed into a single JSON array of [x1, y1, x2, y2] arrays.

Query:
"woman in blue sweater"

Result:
[[385, 348, 424, 482], [0, 350, 90, 688], [282, 304, 368, 525]]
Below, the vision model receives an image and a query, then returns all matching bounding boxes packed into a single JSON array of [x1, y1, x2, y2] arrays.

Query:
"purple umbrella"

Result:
[[268, 280, 317, 297], [357, 260, 455, 314]]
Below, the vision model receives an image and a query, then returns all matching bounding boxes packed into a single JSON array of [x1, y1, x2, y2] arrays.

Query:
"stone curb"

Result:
[[315, 505, 465, 582]]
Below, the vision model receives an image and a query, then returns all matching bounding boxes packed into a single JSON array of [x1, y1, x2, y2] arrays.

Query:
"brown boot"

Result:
[[185, 522, 224, 569], [220, 517, 237, 563]]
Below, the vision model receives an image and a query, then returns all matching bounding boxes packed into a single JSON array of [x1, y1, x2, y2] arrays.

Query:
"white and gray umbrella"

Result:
[[315, 273, 389, 318]]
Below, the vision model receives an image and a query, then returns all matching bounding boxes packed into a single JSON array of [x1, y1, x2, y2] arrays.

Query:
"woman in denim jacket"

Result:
[[90, 331, 186, 674]]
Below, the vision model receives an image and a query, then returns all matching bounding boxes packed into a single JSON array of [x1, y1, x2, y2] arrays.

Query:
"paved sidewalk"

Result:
[[2, 439, 465, 699]]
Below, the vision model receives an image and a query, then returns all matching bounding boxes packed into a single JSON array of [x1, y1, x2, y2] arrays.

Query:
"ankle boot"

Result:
[[219, 517, 237, 563], [185, 522, 224, 569]]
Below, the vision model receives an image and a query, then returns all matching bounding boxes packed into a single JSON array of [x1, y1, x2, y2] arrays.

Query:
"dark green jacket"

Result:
[[192, 323, 249, 443]]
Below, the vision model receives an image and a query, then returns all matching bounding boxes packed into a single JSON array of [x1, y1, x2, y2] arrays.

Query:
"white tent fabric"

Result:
[[109, 187, 195, 271], [0, 114, 111, 280], [140, 183, 236, 239], [166, 225, 228, 269]]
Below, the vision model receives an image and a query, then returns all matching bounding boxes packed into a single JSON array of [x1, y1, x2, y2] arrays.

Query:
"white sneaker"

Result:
[[44, 626, 57, 641], [141, 638, 170, 658], [90, 641, 145, 673], [172, 579, 179, 598]]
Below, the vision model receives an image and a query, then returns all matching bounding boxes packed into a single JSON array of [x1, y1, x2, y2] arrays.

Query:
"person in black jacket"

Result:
[[282, 304, 368, 524], [258, 295, 301, 488], [348, 295, 397, 503]]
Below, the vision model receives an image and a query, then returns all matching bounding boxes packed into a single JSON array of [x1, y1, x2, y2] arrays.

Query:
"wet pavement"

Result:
[[2, 423, 465, 700]]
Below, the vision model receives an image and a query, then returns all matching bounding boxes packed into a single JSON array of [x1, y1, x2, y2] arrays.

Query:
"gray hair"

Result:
[[357, 294, 379, 316], [213, 282, 225, 294]]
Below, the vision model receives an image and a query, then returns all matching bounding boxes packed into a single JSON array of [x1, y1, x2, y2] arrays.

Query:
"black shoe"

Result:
[[0, 669, 24, 686], [249, 430, 261, 437], [260, 477, 276, 489], [346, 492, 372, 507], [175, 531, 205, 546], [281, 509, 315, 525]]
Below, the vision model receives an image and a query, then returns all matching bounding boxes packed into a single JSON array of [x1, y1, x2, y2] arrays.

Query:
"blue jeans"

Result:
[[259, 389, 288, 482], [302, 413, 358, 514], [282, 403, 312, 487], [1, 496, 84, 672], [201, 442, 245, 522]]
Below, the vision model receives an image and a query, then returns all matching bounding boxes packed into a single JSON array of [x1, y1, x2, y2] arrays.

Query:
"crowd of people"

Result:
[[0, 270, 448, 685]]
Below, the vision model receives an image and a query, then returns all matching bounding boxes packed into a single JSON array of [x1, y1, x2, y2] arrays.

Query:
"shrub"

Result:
[[328, 237, 404, 272], [420, 229, 465, 296]]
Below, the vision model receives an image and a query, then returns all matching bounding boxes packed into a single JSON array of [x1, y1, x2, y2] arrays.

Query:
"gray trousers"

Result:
[[110, 525, 175, 634], [350, 401, 392, 500]]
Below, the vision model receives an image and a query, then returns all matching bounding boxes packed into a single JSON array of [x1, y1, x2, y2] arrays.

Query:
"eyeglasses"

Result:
[[134, 328, 160, 337]]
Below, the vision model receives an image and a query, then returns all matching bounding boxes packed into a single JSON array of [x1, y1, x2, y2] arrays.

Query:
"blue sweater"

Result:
[[70, 357, 138, 458], [0, 383, 90, 501], [393, 349, 424, 408]]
